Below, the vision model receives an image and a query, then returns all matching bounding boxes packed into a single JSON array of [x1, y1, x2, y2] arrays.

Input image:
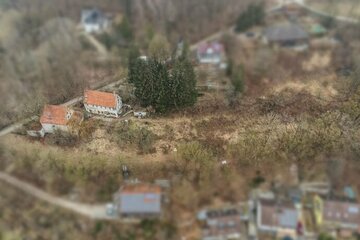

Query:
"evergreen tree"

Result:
[[128, 51, 197, 113], [235, 3, 265, 33], [231, 65, 245, 94]]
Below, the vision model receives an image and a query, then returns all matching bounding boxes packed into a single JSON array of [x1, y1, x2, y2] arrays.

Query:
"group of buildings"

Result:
[[197, 187, 360, 240], [27, 90, 123, 137]]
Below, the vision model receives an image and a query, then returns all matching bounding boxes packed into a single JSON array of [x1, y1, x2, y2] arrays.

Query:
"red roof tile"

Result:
[[122, 184, 161, 194], [84, 90, 117, 108], [40, 105, 70, 126]]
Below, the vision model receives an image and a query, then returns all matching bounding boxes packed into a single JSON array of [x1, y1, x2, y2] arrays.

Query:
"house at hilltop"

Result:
[[40, 105, 83, 134], [114, 183, 162, 218], [197, 42, 225, 64], [84, 90, 123, 118], [81, 8, 110, 33]]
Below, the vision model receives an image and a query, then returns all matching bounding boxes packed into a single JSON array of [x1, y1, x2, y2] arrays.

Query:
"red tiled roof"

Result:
[[40, 105, 69, 126], [84, 90, 117, 108], [197, 42, 224, 55], [122, 184, 161, 194]]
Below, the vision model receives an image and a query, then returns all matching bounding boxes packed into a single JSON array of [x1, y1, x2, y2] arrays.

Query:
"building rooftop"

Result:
[[84, 90, 118, 108], [259, 199, 299, 230], [40, 105, 71, 126], [122, 184, 162, 194], [265, 23, 309, 42], [199, 205, 243, 240], [323, 200, 360, 227], [197, 42, 224, 55], [81, 8, 107, 25], [119, 183, 162, 215]]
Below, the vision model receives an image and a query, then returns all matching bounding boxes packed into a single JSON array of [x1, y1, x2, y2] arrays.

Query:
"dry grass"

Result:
[[306, 0, 360, 19]]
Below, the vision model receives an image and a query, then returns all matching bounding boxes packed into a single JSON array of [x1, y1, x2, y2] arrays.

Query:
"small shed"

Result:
[[309, 24, 327, 36], [26, 121, 45, 138]]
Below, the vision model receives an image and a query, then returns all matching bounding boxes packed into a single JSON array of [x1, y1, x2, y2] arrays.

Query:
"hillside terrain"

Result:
[[0, 0, 254, 129], [305, 0, 360, 19], [2, 1, 360, 239]]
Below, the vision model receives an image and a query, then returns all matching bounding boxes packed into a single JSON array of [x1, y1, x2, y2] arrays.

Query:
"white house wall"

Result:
[[85, 95, 122, 118], [41, 123, 69, 133]]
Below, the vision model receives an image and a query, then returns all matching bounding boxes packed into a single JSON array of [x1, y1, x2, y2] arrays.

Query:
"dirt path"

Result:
[[270, 0, 359, 24], [0, 172, 116, 220], [80, 31, 108, 57]]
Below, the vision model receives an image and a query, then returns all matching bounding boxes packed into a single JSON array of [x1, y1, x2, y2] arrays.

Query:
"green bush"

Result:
[[45, 130, 78, 147], [111, 121, 157, 154], [235, 4, 265, 33]]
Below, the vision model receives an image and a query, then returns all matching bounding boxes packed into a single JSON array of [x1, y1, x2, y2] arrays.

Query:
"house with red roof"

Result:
[[197, 42, 225, 64], [40, 105, 83, 134], [84, 90, 123, 118]]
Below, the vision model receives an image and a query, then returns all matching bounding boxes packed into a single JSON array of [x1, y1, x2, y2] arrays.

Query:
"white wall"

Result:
[[84, 24, 101, 33], [84, 95, 123, 118], [42, 123, 69, 133]]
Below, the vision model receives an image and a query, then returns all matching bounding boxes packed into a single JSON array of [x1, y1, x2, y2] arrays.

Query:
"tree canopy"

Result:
[[235, 3, 265, 33], [128, 48, 197, 113]]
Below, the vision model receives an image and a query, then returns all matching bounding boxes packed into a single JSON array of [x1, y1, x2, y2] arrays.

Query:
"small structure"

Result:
[[309, 24, 327, 37], [197, 42, 224, 64], [197, 205, 246, 240], [81, 8, 110, 33], [26, 121, 45, 138], [115, 183, 162, 218], [84, 90, 123, 118], [264, 23, 309, 48], [313, 196, 360, 237], [40, 105, 83, 134], [257, 199, 301, 238], [134, 111, 147, 119]]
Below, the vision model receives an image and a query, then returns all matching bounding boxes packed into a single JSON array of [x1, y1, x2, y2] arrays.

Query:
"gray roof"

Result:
[[265, 23, 309, 42], [120, 193, 161, 214], [278, 209, 298, 228], [119, 184, 162, 214], [81, 8, 106, 25]]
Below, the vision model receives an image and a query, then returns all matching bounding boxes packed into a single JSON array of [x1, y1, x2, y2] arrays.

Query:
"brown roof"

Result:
[[84, 90, 117, 108], [122, 184, 161, 194], [40, 105, 70, 126], [259, 199, 299, 229], [323, 200, 360, 227], [202, 206, 242, 239]]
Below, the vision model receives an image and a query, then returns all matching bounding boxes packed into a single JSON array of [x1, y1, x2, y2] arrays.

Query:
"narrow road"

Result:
[[0, 172, 116, 220], [273, 0, 359, 24]]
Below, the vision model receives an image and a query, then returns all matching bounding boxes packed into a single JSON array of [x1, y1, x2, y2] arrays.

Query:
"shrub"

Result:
[[176, 141, 215, 185], [235, 4, 265, 33], [111, 121, 157, 154], [45, 130, 78, 147], [78, 119, 98, 141]]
